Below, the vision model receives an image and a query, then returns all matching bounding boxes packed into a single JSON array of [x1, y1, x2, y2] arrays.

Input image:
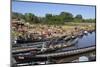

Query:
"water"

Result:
[[16, 32, 96, 65], [56, 32, 96, 52], [41, 32, 96, 63], [76, 32, 95, 48], [53, 32, 96, 63]]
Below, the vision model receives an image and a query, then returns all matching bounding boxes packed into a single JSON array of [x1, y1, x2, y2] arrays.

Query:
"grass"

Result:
[[62, 22, 95, 31]]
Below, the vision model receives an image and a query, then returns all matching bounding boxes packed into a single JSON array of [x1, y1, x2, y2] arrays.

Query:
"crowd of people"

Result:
[[12, 20, 94, 44]]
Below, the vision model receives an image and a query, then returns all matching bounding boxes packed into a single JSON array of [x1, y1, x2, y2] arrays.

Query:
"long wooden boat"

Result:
[[12, 38, 78, 54], [13, 45, 95, 64]]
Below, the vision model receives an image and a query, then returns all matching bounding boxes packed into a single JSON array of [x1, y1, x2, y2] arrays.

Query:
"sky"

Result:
[[12, 1, 96, 19]]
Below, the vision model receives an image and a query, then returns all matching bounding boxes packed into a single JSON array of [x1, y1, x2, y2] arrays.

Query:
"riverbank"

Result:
[[12, 22, 95, 43], [12, 24, 96, 66]]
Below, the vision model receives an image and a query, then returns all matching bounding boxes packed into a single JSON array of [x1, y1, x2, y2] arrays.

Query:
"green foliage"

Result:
[[83, 19, 95, 23], [12, 12, 24, 20], [74, 14, 83, 22], [60, 12, 73, 22], [12, 12, 95, 24], [24, 13, 39, 24], [75, 14, 82, 19]]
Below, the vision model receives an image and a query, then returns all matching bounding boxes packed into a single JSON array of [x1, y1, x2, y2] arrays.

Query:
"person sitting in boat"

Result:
[[41, 42, 47, 52]]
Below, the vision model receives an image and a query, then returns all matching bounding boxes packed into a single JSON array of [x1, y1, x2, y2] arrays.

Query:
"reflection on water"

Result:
[[53, 32, 96, 63], [55, 32, 95, 52], [16, 32, 96, 65], [76, 32, 95, 48], [44, 32, 96, 63]]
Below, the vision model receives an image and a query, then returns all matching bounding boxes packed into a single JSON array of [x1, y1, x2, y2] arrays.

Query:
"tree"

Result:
[[45, 14, 52, 22], [60, 12, 73, 22], [46, 14, 52, 19], [74, 14, 83, 22], [33, 16, 40, 23], [12, 12, 24, 20], [24, 13, 34, 22], [12, 12, 95, 24], [24, 13, 40, 24], [75, 14, 82, 19]]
